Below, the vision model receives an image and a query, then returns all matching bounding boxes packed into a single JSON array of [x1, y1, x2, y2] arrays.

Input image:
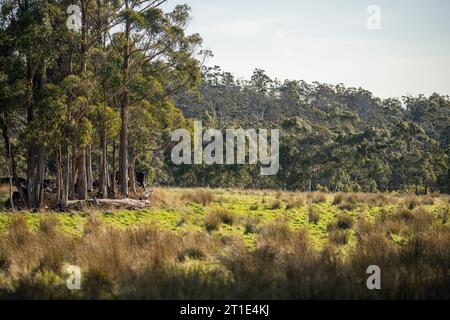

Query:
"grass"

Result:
[[204, 208, 235, 232], [0, 188, 448, 299]]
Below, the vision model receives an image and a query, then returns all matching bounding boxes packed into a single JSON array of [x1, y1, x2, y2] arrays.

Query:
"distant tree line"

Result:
[[172, 66, 449, 194]]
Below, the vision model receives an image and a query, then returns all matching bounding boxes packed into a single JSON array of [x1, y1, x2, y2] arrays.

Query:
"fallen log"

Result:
[[67, 198, 152, 210]]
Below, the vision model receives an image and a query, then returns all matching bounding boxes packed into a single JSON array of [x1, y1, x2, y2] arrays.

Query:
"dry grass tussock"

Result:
[[181, 189, 215, 206]]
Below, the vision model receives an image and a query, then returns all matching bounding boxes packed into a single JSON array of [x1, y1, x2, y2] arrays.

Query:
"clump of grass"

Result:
[[152, 188, 184, 208], [285, 197, 304, 210], [38, 215, 60, 237], [334, 192, 395, 207], [308, 192, 327, 203], [333, 193, 360, 210], [404, 196, 420, 210], [275, 191, 283, 200], [332, 193, 344, 205], [308, 206, 320, 224], [177, 248, 206, 261], [368, 193, 392, 207], [204, 208, 234, 231], [338, 202, 357, 211], [8, 214, 32, 245], [259, 222, 292, 244], [242, 216, 261, 234], [410, 207, 434, 231], [84, 212, 102, 235], [327, 213, 353, 231], [336, 213, 354, 229], [204, 213, 221, 232], [268, 199, 282, 210], [176, 216, 187, 227], [328, 229, 348, 245], [438, 207, 449, 224], [182, 189, 215, 206], [393, 207, 414, 223], [403, 195, 434, 210], [420, 195, 435, 205], [249, 203, 258, 210]]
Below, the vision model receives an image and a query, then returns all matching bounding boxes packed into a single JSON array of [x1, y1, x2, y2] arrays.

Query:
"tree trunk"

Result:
[[80, 0, 88, 74], [111, 139, 116, 197], [129, 148, 136, 195], [1, 114, 26, 208], [119, 104, 129, 196], [56, 147, 62, 204], [7, 134, 14, 210], [34, 145, 45, 209], [76, 148, 88, 199], [0, 116, 15, 210], [60, 145, 70, 210], [119, 0, 130, 197], [27, 149, 36, 209], [86, 144, 93, 191], [70, 153, 77, 198], [99, 129, 108, 198]]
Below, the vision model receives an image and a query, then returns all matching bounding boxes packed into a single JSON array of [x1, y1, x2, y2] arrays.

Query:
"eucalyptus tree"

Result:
[[112, 0, 203, 195]]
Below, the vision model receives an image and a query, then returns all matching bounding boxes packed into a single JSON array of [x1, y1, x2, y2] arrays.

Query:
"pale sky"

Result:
[[163, 0, 450, 98]]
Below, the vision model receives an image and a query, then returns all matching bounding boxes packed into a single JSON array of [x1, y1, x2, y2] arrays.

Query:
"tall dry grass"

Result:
[[0, 205, 449, 299]]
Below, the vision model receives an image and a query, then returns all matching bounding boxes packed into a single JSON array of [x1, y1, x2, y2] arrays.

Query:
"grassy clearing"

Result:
[[0, 188, 448, 299]]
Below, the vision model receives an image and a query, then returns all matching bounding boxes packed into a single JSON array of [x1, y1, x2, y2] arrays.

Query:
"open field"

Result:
[[0, 188, 449, 299]]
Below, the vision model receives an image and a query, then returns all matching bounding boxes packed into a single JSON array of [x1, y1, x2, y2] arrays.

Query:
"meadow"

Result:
[[0, 188, 449, 299]]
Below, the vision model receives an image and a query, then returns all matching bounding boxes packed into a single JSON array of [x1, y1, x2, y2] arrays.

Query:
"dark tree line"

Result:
[[171, 66, 449, 193]]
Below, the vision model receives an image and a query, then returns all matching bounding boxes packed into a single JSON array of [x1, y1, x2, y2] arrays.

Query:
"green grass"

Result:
[[0, 188, 449, 299], [0, 189, 447, 250]]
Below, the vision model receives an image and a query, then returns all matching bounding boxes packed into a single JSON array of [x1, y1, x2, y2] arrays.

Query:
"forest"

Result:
[[173, 66, 449, 193], [0, 0, 449, 212]]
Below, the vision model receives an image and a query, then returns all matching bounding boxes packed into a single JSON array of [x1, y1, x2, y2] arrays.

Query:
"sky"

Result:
[[162, 0, 450, 99]]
